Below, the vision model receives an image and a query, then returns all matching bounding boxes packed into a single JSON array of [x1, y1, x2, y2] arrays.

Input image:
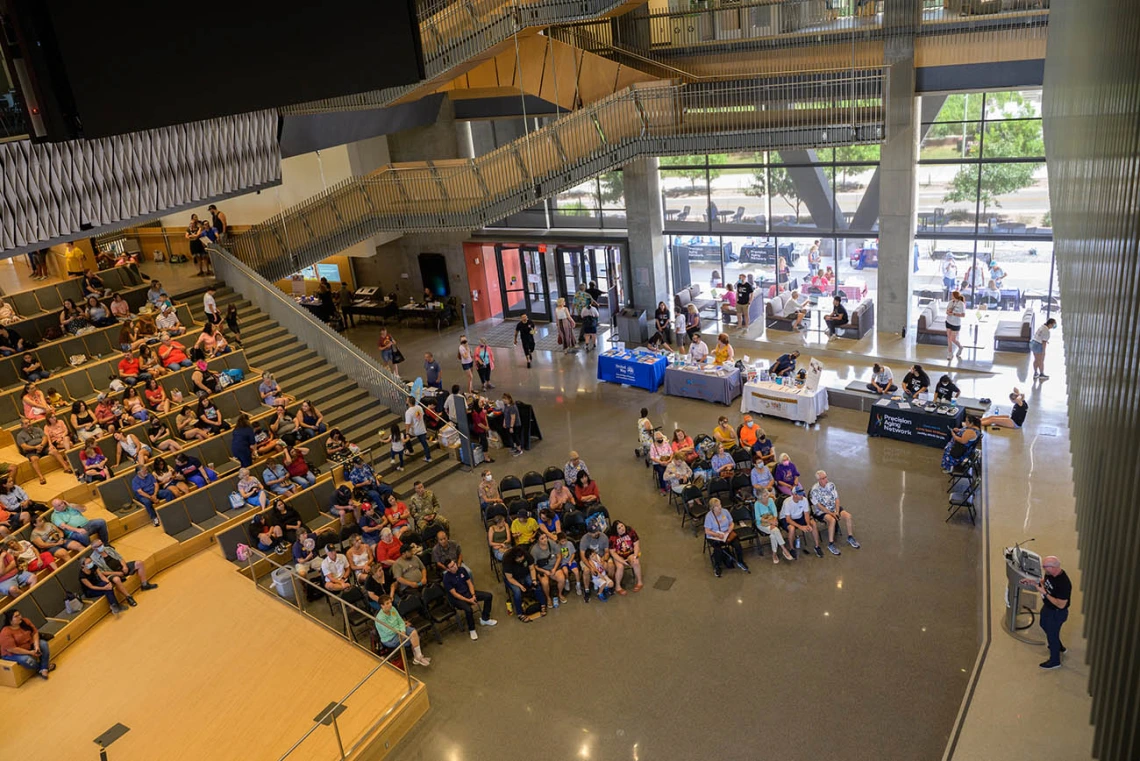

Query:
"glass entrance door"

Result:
[[496, 245, 552, 320]]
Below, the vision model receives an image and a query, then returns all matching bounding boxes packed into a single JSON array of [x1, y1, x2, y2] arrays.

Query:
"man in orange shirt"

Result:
[[117, 350, 152, 386]]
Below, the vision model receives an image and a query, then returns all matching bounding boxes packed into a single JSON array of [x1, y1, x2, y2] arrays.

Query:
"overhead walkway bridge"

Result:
[[230, 71, 887, 281]]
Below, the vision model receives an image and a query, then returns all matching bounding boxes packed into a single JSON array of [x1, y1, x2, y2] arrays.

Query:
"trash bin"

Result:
[[272, 567, 297, 601], [616, 308, 647, 345]]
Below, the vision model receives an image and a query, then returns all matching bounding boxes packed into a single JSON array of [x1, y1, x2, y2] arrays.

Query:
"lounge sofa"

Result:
[[994, 309, 1035, 353], [834, 298, 874, 339], [916, 304, 949, 345]]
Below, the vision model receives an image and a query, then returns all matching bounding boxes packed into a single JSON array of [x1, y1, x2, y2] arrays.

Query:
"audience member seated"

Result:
[[197, 396, 230, 436], [510, 507, 539, 548], [121, 387, 152, 423], [408, 481, 447, 533], [773, 452, 801, 497], [295, 400, 327, 441], [143, 378, 171, 415], [486, 514, 510, 562], [79, 443, 110, 483], [809, 471, 860, 555], [529, 532, 564, 607], [152, 457, 190, 498], [191, 361, 220, 396], [16, 418, 71, 484], [50, 499, 108, 547], [8, 536, 58, 573], [430, 530, 463, 574], [941, 416, 982, 472], [117, 350, 152, 387], [751, 429, 775, 465], [703, 498, 749, 577], [712, 332, 735, 364], [131, 464, 171, 526], [383, 494, 412, 539], [649, 432, 673, 495], [663, 454, 692, 495], [750, 457, 775, 495], [321, 544, 352, 593], [502, 545, 548, 619], [754, 487, 792, 564], [345, 535, 372, 583], [112, 427, 153, 468], [174, 452, 217, 488], [46, 388, 69, 411], [442, 559, 497, 639], [31, 512, 83, 557], [363, 564, 388, 611], [737, 414, 760, 449], [20, 353, 49, 382], [137, 345, 167, 380], [390, 545, 427, 599], [259, 372, 293, 408], [670, 429, 698, 465], [346, 456, 388, 506], [328, 485, 360, 528], [84, 296, 116, 327], [78, 555, 130, 614], [770, 350, 799, 378], [901, 364, 931, 397], [0, 610, 55, 679], [90, 535, 158, 591], [290, 529, 321, 576], [155, 305, 185, 337], [21, 384, 50, 423], [109, 293, 131, 319], [712, 416, 737, 448], [710, 444, 735, 478], [158, 335, 193, 370], [867, 363, 897, 394], [0, 478, 45, 527], [935, 374, 960, 402], [375, 595, 431, 666], [609, 520, 643, 593], [553, 532, 582, 596], [981, 388, 1029, 431], [577, 518, 614, 603], [176, 408, 209, 441], [261, 456, 300, 497], [117, 321, 145, 353], [0, 326, 32, 357], [783, 290, 811, 330], [194, 323, 231, 359], [569, 470, 599, 508], [564, 452, 589, 486], [236, 468, 269, 510], [780, 486, 822, 558]]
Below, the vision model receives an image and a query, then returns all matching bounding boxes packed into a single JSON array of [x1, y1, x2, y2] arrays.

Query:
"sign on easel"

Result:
[[805, 357, 824, 392], [291, 275, 306, 296]]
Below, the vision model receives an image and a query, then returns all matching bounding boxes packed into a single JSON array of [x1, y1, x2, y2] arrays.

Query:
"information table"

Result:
[[597, 349, 668, 392], [740, 380, 829, 424], [664, 364, 742, 405], [866, 398, 964, 448]]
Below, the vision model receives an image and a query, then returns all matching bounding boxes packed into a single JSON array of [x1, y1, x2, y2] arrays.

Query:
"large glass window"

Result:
[[916, 89, 1057, 327]]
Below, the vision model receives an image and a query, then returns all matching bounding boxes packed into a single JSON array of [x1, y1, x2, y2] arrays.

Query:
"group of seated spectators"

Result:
[[480, 453, 645, 615], [638, 411, 862, 576]]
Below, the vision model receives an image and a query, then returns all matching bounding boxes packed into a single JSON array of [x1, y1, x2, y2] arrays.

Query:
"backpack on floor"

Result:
[[519, 591, 542, 617]]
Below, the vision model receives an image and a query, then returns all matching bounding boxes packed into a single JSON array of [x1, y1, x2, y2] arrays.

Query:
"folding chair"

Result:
[[947, 479, 979, 525], [680, 485, 708, 535], [542, 466, 564, 492], [729, 472, 753, 507], [499, 475, 523, 501], [730, 506, 762, 556], [521, 470, 545, 497]]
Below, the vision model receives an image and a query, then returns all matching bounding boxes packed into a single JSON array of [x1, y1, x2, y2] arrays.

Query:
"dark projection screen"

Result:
[[42, 0, 423, 138]]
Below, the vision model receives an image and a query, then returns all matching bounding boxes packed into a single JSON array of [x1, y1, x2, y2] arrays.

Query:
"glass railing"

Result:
[[236, 547, 420, 761], [283, 0, 640, 115], [236, 71, 888, 280]]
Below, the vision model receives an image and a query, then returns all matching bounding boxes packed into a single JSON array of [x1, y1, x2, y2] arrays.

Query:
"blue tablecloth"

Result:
[[867, 399, 964, 448], [597, 350, 667, 392], [664, 365, 743, 405]]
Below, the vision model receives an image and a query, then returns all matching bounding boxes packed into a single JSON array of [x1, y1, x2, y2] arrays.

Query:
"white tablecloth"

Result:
[[740, 381, 829, 424]]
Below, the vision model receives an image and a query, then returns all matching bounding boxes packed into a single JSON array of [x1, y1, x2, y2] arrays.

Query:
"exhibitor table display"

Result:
[[664, 361, 742, 405], [597, 348, 668, 392], [866, 397, 964, 448], [741, 380, 829, 424]]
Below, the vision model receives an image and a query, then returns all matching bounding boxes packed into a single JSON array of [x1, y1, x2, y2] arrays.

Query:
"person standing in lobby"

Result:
[[734, 273, 754, 329], [1037, 556, 1072, 670], [1031, 318, 1058, 380]]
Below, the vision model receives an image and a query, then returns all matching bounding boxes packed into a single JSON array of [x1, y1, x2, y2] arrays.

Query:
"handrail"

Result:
[[281, 0, 641, 115], [234, 70, 888, 282]]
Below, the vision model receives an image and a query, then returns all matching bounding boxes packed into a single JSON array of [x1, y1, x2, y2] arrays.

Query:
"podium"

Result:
[[1003, 545, 1044, 641]]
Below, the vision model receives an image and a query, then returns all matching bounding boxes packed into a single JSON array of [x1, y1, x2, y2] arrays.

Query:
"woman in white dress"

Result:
[[554, 298, 577, 354]]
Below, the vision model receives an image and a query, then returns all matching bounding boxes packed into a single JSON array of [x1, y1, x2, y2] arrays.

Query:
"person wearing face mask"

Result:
[[751, 429, 775, 465], [477, 470, 503, 516], [649, 432, 674, 495], [737, 414, 760, 449], [773, 452, 801, 496], [750, 456, 775, 496]]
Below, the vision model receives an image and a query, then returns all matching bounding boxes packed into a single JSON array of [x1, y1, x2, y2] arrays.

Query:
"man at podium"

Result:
[[1037, 556, 1072, 670]]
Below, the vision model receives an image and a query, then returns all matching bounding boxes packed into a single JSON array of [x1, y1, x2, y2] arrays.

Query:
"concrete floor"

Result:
[[343, 318, 993, 761]]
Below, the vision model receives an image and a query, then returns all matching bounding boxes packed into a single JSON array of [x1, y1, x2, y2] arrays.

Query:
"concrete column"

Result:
[[386, 96, 460, 163], [876, 1, 921, 335], [623, 157, 667, 312]]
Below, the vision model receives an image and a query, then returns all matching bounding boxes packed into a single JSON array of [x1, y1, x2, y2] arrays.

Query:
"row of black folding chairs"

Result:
[[947, 444, 983, 525], [498, 466, 565, 502]]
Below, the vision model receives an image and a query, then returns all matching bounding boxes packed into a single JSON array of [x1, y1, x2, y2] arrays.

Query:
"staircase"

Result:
[[183, 284, 462, 492], [282, 0, 645, 115], [233, 70, 887, 281]]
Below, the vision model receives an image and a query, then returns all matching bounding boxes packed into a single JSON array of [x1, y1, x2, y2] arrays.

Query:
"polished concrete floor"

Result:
[[343, 319, 990, 761]]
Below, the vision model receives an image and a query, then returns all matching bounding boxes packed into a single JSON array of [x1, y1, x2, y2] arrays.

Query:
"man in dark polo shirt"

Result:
[[734, 274, 754, 328], [1037, 555, 1072, 670], [824, 295, 849, 337]]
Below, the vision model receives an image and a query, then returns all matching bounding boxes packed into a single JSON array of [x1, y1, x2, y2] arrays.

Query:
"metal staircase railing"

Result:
[[281, 0, 641, 116], [232, 70, 888, 281]]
